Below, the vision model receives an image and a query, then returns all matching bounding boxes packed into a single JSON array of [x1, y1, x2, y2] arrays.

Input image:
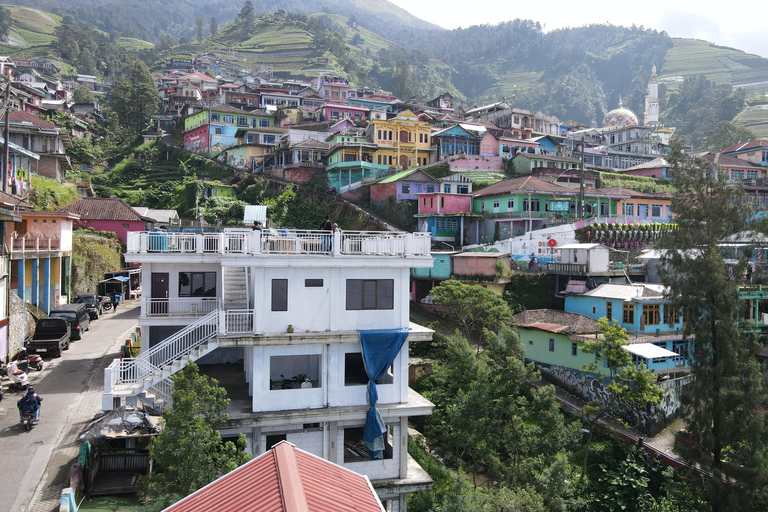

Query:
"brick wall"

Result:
[[446, 155, 504, 171]]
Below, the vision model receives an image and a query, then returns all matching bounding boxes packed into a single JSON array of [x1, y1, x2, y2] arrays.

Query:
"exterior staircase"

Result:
[[103, 310, 220, 411], [222, 266, 248, 310]]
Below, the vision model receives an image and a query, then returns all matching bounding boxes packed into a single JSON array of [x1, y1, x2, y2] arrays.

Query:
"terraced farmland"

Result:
[[0, 6, 61, 54], [661, 38, 768, 88]]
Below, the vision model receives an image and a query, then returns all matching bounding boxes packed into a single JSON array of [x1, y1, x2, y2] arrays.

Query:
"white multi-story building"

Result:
[[102, 228, 434, 511]]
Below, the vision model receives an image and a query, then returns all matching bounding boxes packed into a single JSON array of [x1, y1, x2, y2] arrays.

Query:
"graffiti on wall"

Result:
[[540, 364, 683, 436]]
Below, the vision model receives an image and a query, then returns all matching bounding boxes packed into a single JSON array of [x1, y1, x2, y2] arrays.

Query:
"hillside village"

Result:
[[2, 7, 768, 511]]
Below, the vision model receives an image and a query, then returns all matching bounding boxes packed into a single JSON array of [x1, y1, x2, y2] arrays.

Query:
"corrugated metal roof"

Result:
[[244, 205, 268, 224], [472, 176, 575, 198], [624, 343, 677, 359], [56, 198, 150, 222], [163, 441, 384, 512]]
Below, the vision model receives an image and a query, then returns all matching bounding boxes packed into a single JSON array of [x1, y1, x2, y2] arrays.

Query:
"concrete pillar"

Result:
[[17, 259, 25, 302], [42, 258, 50, 314], [31, 258, 39, 308]]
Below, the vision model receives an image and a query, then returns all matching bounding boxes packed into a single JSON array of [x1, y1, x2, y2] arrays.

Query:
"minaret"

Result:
[[644, 65, 660, 125]]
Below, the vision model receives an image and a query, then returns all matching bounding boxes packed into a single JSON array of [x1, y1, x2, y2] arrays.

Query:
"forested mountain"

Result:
[[3, 0, 439, 42], [2, 0, 767, 145]]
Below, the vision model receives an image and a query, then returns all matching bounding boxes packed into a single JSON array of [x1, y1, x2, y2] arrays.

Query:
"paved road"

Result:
[[0, 300, 140, 512]]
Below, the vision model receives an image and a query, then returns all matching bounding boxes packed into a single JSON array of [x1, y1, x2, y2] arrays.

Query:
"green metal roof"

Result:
[[378, 169, 418, 184]]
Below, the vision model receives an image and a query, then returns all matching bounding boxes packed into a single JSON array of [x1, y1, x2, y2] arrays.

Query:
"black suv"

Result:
[[73, 293, 103, 320], [50, 303, 91, 340]]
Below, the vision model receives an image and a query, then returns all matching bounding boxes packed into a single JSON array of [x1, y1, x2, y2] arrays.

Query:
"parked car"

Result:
[[49, 303, 90, 341], [28, 317, 70, 357], [73, 293, 103, 320]]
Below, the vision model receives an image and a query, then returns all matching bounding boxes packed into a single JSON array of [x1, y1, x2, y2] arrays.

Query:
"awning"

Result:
[[624, 344, 677, 359], [564, 279, 587, 295], [244, 205, 267, 225], [0, 137, 40, 160]]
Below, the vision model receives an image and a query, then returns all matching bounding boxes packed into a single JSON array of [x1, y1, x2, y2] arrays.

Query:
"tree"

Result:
[[580, 318, 664, 478], [389, 59, 414, 100], [210, 16, 218, 37], [656, 142, 768, 511], [238, 1, 256, 25], [147, 363, 250, 505], [430, 280, 514, 348], [107, 60, 158, 136], [701, 121, 756, 153], [72, 83, 95, 104], [195, 16, 205, 42], [0, 7, 12, 42]]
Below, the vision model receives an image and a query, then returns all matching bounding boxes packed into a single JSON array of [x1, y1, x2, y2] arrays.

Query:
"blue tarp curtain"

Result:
[[359, 328, 409, 460]]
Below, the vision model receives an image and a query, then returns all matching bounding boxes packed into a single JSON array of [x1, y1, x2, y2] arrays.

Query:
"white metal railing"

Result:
[[142, 297, 221, 317], [127, 230, 431, 257], [148, 380, 174, 410], [105, 310, 218, 395], [222, 309, 258, 334]]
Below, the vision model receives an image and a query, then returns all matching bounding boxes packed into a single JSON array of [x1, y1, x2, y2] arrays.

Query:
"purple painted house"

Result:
[[370, 169, 439, 204]]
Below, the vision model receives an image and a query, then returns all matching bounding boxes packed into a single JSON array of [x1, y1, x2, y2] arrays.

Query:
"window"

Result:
[[747, 171, 759, 179], [266, 434, 286, 449], [237, 116, 248, 127], [663, 304, 680, 325], [623, 303, 635, 324], [344, 426, 393, 461], [651, 204, 663, 217], [210, 112, 221, 122], [440, 197, 444, 208], [178, 272, 216, 297], [214, 127, 222, 135], [345, 352, 392, 386], [606, 302, 612, 320], [457, 185, 469, 194], [271, 279, 287, 311], [731, 170, 744, 180], [223, 114, 234, 125], [259, 118, 270, 127], [592, 306, 596, 314], [402, 183, 410, 194], [643, 304, 660, 325], [523, 198, 529, 211], [528, 340, 533, 345], [493, 199, 500, 208], [507, 198, 514, 210], [263, 134, 275, 144], [624, 203, 634, 216], [531, 198, 541, 211], [305, 279, 323, 287], [549, 338, 555, 352], [270, 354, 321, 389], [346, 279, 394, 310], [571, 343, 578, 356], [443, 184, 451, 193], [251, 117, 259, 128]]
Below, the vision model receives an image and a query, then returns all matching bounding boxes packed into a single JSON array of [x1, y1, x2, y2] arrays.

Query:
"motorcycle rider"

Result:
[[17, 387, 42, 422]]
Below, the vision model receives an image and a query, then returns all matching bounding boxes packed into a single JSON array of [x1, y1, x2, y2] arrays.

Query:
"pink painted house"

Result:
[[415, 190, 477, 245], [322, 103, 369, 122], [56, 198, 154, 245]]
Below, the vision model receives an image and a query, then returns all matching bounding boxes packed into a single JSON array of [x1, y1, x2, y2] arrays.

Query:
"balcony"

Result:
[[9, 232, 62, 258], [142, 297, 221, 317], [126, 230, 431, 258]]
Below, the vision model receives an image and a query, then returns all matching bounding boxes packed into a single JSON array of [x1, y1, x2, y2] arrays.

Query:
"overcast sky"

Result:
[[387, 1, 768, 59]]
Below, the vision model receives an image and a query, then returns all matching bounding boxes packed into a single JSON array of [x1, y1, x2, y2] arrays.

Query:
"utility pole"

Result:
[[2, 74, 11, 195], [578, 135, 585, 218]]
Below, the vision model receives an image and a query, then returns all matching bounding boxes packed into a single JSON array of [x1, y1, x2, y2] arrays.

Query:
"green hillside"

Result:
[[0, 6, 61, 55]]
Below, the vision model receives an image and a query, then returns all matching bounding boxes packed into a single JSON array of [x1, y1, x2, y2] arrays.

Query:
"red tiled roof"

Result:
[[2, 110, 56, 129], [56, 198, 149, 221], [472, 175, 575, 198], [180, 72, 217, 82], [721, 139, 768, 154], [163, 441, 384, 512]]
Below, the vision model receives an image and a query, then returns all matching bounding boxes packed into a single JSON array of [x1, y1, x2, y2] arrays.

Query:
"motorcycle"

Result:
[[5, 361, 29, 391], [20, 410, 35, 432], [16, 346, 43, 372]]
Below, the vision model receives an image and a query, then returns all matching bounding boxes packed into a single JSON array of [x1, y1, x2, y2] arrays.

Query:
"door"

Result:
[[151, 273, 169, 315]]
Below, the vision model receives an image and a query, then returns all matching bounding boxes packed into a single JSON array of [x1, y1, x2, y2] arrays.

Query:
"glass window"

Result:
[[571, 343, 578, 356], [443, 184, 451, 193], [624, 203, 634, 216], [402, 183, 410, 194], [237, 116, 248, 127], [346, 279, 394, 310], [623, 303, 635, 324], [663, 304, 680, 325], [178, 272, 216, 297], [531, 198, 541, 212], [251, 117, 259, 128], [652, 204, 663, 217], [259, 118, 270, 127], [643, 304, 660, 325], [457, 185, 469, 194], [271, 279, 287, 311], [606, 301, 612, 320], [507, 199, 514, 209], [263, 134, 276, 144], [210, 112, 221, 122], [493, 200, 500, 208], [549, 339, 555, 352], [426, 184, 435, 193], [223, 114, 234, 125]]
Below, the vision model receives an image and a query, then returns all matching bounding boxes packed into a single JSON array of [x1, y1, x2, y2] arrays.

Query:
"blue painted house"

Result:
[[564, 282, 688, 370]]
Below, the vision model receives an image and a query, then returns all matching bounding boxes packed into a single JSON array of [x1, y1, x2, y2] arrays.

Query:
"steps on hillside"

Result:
[[222, 266, 248, 310]]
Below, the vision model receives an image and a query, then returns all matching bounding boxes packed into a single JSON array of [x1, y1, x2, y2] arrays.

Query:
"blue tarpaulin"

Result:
[[359, 328, 409, 460]]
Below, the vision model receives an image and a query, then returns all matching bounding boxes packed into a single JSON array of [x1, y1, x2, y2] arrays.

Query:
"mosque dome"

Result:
[[602, 98, 639, 128]]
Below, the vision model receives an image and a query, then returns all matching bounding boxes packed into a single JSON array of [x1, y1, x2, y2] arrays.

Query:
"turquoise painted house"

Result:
[[410, 251, 457, 302]]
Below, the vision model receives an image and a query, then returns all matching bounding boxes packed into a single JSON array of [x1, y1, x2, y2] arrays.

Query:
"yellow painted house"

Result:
[[365, 110, 433, 170]]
